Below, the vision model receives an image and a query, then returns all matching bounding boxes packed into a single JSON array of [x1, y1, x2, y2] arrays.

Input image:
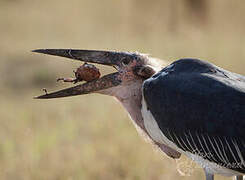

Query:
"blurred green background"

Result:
[[0, 0, 245, 179]]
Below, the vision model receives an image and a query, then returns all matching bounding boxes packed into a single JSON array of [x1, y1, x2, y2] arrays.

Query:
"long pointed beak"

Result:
[[32, 49, 135, 99], [32, 49, 133, 66], [34, 72, 120, 99]]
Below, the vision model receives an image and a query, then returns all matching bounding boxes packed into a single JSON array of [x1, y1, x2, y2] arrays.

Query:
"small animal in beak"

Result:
[[57, 62, 101, 84]]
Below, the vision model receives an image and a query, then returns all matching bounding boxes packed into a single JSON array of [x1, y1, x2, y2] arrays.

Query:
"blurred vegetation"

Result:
[[0, 0, 245, 179]]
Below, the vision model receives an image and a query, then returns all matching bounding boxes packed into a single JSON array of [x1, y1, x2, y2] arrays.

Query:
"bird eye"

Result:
[[122, 58, 130, 66]]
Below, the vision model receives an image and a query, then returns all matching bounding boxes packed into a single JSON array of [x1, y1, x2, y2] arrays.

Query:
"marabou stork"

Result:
[[33, 49, 245, 180]]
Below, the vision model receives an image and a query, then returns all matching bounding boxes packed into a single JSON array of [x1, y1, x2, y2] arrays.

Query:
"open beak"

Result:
[[33, 49, 134, 99]]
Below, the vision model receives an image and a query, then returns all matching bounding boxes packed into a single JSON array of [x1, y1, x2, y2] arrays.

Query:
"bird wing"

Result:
[[143, 59, 245, 173]]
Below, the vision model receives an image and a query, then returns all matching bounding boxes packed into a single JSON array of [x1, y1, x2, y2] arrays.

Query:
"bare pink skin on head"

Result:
[[96, 56, 181, 159], [33, 49, 181, 159]]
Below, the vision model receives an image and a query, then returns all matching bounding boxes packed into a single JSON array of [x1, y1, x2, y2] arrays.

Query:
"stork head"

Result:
[[33, 49, 161, 100]]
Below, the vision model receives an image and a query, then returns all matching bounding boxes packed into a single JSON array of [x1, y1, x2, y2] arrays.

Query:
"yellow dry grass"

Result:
[[0, 0, 245, 179]]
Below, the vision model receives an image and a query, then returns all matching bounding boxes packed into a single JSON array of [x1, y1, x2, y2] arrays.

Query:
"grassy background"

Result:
[[1, 0, 245, 179]]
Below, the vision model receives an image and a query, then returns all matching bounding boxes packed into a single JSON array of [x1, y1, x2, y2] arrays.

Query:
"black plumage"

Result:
[[143, 59, 245, 173]]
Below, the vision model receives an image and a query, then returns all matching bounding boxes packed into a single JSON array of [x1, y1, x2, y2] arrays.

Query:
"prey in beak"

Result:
[[57, 62, 101, 84], [33, 49, 157, 99]]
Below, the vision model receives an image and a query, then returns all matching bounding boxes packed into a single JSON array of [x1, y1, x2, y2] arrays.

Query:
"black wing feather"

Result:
[[143, 59, 245, 173]]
